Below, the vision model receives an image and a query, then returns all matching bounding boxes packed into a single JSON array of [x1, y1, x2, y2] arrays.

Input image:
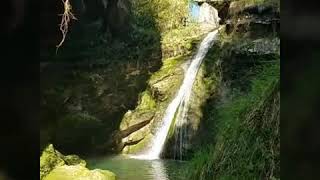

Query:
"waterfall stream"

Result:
[[132, 30, 219, 160]]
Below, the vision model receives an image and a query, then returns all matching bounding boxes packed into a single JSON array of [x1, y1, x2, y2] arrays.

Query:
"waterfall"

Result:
[[132, 30, 219, 160]]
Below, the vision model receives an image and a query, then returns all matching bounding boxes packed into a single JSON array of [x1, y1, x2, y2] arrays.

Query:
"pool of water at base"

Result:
[[86, 155, 188, 180]]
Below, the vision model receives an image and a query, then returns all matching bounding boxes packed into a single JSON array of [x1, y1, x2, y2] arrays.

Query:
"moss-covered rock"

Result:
[[161, 25, 204, 59], [123, 133, 154, 154], [40, 144, 86, 180], [40, 144, 66, 180], [63, 155, 87, 167], [149, 56, 186, 101], [136, 91, 157, 111], [44, 165, 116, 180], [132, 0, 189, 33], [40, 144, 116, 180], [119, 55, 189, 154]]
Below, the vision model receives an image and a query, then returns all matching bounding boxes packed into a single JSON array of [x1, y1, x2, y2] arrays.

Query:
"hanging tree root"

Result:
[[56, 0, 77, 53]]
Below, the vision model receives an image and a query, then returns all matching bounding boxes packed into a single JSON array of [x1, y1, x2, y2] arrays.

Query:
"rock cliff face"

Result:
[[40, 0, 191, 156], [118, 40, 219, 158], [40, 60, 158, 155], [119, 56, 186, 154]]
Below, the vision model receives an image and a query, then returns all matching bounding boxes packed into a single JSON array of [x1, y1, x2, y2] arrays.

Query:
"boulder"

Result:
[[40, 144, 116, 180], [43, 165, 116, 180], [40, 144, 86, 179]]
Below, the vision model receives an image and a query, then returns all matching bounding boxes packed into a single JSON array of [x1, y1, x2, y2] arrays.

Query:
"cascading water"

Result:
[[132, 29, 219, 160]]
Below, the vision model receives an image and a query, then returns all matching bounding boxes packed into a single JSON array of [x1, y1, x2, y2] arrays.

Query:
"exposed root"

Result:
[[56, 0, 77, 53]]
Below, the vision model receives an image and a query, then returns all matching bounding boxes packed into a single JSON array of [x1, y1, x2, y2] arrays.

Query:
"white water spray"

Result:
[[132, 30, 219, 160]]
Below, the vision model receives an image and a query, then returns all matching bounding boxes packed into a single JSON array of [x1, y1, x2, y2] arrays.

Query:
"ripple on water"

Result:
[[86, 155, 187, 180]]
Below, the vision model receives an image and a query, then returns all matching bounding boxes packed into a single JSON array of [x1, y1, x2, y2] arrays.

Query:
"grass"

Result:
[[186, 58, 280, 179]]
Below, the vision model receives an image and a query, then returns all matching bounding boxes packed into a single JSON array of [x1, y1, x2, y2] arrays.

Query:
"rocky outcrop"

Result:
[[40, 144, 86, 179], [40, 58, 159, 154], [231, 38, 280, 55], [228, 0, 279, 17], [220, 36, 280, 93], [40, 144, 116, 180], [107, 113, 155, 152], [199, 3, 221, 28], [118, 44, 220, 158], [225, 0, 280, 37], [118, 56, 187, 154]]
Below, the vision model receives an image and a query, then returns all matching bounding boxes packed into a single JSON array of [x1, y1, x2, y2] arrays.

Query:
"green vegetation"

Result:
[[137, 90, 157, 111], [132, 0, 189, 32], [161, 24, 203, 59], [187, 58, 280, 179], [40, 0, 280, 179], [44, 165, 116, 180]]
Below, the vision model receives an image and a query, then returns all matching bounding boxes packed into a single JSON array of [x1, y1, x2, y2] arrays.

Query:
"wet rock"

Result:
[[162, 61, 219, 159]]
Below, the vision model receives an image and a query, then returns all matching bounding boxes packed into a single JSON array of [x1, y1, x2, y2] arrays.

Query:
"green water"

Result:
[[86, 155, 187, 180]]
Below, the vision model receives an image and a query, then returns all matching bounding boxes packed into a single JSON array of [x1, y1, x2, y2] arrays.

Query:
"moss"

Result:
[[132, 0, 189, 33], [149, 55, 185, 84], [137, 90, 156, 111], [40, 144, 116, 180], [40, 144, 66, 180], [40, 144, 87, 179], [44, 165, 116, 180], [161, 24, 204, 58]]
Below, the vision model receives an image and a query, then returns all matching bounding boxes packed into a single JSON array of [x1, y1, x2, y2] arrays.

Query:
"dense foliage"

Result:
[[186, 33, 280, 179]]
